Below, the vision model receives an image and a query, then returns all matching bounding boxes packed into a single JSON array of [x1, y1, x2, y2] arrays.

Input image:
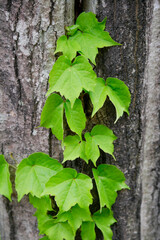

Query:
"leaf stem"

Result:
[[9, 164, 17, 170]]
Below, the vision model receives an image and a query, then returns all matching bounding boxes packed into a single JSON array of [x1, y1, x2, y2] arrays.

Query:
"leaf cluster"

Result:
[[0, 12, 131, 240]]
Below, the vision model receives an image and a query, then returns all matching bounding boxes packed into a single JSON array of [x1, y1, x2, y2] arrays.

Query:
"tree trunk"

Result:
[[0, 0, 159, 240]]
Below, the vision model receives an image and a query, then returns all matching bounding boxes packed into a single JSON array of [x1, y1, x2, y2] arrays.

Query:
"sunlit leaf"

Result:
[[106, 78, 131, 122], [55, 35, 81, 60], [41, 220, 75, 240], [15, 153, 63, 201], [47, 55, 97, 106], [70, 12, 120, 64], [64, 99, 86, 138], [40, 94, 64, 140], [89, 78, 107, 117], [93, 208, 116, 240], [63, 135, 88, 163], [42, 168, 93, 211], [55, 204, 92, 233], [93, 164, 129, 209], [84, 125, 117, 165]]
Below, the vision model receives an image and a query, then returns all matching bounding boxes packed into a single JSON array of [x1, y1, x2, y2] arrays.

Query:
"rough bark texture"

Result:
[[0, 0, 159, 240]]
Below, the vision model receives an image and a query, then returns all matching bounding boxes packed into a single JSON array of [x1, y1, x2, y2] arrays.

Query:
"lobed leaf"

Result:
[[55, 204, 92, 234], [42, 168, 93, 211], [84, 125, 117, 165], [41, 95, 86, 140], [63, 135, 87, 163], [40, 94, 64, 140], [89, 78, 107, 117], [93, 164, 129, 209], [47, 55, 97, 106], [93, 208, 116, 240], [55, 35, 81, 60], [15, 152, 63, 201], [106, 77, 131, 122], [64, 99, 86, 138], [0, 155, 12, 201], [40, 219, 75, 240], [90, 77, 131, 122], [70, 12, 120, 64]]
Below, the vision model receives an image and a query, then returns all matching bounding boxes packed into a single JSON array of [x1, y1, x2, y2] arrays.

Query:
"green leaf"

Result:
[[29, 194, 53, 212], [81, 222, 96, 240], [55, 35, 81, 60], [89, 78, 107, 117], [106, 77, 131, 122], [47, 55, 97, 106], [91, 125, 117, 158], [70, 12, 120, 64], [63, 135, 81, 162], [40, 94, 64, 140], [84, 125, 117, 165], [35, 210, 53, 235], [41, 220, 75, 240], [90, 77, 131, 121], [84, 132, 100, 166], [64, 99, 86, 138], [93, 208, 116, 240], [63, 135, 88, 163], [0, 155, 12, 201], [93, 164, 129, 209], [55, 204, 92, 233], [15, 152, 63, 201], [42, 168, 93, 211]]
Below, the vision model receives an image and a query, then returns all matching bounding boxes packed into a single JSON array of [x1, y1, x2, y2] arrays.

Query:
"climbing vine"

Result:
[[0, 12, 131, 240]]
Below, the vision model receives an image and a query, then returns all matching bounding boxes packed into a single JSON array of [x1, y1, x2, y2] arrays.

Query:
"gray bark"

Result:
[[0, 0, 159, 240]]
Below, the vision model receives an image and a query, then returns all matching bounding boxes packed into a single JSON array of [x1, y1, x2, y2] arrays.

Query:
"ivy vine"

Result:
[[0, 12, 131, 240]]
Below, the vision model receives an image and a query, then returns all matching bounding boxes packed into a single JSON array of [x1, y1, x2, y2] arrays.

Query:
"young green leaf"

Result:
[[40, 94, 64, 140], [47, 55, 97, 106], [93, 208, 116, 240], [15, 152, 63, 201], [81, 222, 96, 240], [55, 204, 92, 234], [70, 12, 120, 64], [29, 194, 53, 212], [35, 210, 53, 235], [40, 219, 75, 240], [91, 125, 117, 158], [55, 35, 81, 60], [0, 155, 12, 201], [42, 168, 93, 211], [84, 132, 100, 166], [106, 78, 131, 122], [63, 135, 81, 162], [64, 99, 86, 138], [84, 125, 117, 165], [63, 135, 88, 163], [89, 78, 107, 117], [93, 164, 129, 209]]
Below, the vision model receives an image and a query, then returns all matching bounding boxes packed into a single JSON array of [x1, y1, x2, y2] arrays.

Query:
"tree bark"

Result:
[[0, 0, 159, 240]]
